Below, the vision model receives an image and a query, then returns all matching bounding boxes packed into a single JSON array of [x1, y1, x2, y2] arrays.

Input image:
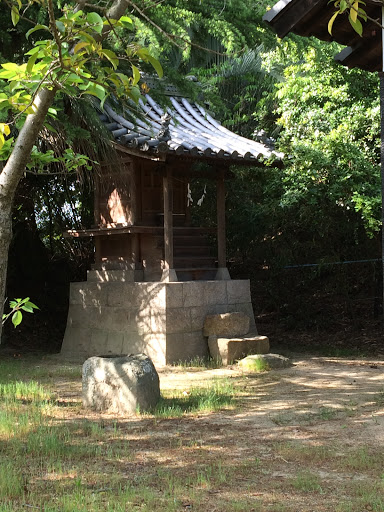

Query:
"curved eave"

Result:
[[264, 0, 382, 72], [100, 94, 282, 166]]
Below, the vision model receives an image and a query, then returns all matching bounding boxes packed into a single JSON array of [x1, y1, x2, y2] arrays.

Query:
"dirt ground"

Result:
[[44, 354, 384, 511]]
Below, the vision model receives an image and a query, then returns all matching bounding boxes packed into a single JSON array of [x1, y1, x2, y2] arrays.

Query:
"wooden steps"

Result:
[[158, 226, 217, 280]]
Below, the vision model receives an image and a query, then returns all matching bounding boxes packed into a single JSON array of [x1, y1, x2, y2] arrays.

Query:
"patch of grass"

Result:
[[172, 356, 222, 369], [374, 389, 384, 407], [154, 379, 235, 417], [290, 471, 323, 493], [0, 462, 24, 500], [271, 405, 340, 426], [336, 481, 384, 511], [275, 441, 332, 464], [340, 447, 382, 472], [0, 380, 53, 402]]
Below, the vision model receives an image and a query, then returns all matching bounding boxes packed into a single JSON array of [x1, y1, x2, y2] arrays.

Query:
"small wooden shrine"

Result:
[[65, 93, 280, 282], [61, 91, 281, 365]]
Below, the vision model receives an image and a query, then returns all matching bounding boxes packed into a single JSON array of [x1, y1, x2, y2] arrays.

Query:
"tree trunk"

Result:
[[0, 87, 57, 343], [380, 73, 384, 323]]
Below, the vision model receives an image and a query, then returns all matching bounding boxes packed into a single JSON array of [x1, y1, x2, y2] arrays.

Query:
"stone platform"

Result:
[[61, 273, 256, 366]]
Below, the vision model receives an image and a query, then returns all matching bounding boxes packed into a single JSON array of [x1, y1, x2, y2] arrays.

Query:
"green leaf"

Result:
[[339, 0, 347, 12], [1, 62, 19, 71], [26, 25, 49, 39], [328, 11, 339, 35], [350, 1, 359, 22], [101, 49, 119, 69], [26, 301, 39, 309], [74, 42, 90, 54], [21, 305, 34, 313], [78, 31, 96, 45], [44, 122, 57, 133], [349, 15, 363, 36], [120, 16, 133, 29], [82, 83, 106, 101], [130, 86, 141, 104], [56, 20, 65, 34], [146, 55, 163, 78], [131, 64, 140, 86], [26, 53, 38, 74], [12, 310, 22, 328], [11, 6, 19, 26], [87, 12, 103, 33]]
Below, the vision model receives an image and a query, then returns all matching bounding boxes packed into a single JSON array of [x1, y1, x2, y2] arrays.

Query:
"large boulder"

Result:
[[203, 312, 250, 337], [82, 354, 160, 414]]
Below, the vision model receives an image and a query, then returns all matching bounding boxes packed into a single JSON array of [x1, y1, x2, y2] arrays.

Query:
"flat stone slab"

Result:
[[203, 312, 250, 337], [208, 334, 269, 365], [238, 353, 292, 372], [82, 354, 160, 414]]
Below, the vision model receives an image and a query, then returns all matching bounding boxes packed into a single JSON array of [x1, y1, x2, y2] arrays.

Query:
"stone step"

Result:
[[208, 334, 270, 366], [87, 269, 144, 282], [173, 245, 213, 256], [176, 268, 217, 281], [174, 256, 216, 268]]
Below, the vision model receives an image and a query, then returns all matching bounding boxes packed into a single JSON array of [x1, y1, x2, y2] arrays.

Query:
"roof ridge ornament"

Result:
[[158, 113, 172, 142]]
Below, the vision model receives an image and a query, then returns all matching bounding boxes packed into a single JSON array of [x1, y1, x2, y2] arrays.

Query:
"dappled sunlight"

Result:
[[2, 355, 384, 510]]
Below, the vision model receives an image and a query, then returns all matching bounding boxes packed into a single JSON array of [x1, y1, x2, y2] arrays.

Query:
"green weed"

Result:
[[173, 356, 222, 369], [290, 471, 323, 493], [341, 447, 380, 471], [0, 462, 24, 500], [154, 379, 235, 417]]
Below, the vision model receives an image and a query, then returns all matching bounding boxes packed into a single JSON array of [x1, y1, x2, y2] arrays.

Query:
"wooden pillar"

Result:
[[216, 168, 230, 280], [93, 173, 100, 227], [162, 166, 178, 282], [94, 237, 102, 269]]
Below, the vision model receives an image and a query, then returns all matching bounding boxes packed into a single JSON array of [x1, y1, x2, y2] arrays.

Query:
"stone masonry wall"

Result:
[[61, 279, 256, 366]]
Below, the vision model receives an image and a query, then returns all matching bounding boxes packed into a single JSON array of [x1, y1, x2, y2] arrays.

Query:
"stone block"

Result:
[[102, 308, 132, 332], [104, 332, 125, 355], [122, 332, 145, 355], [89, 330, 109, 355], [165, 283, 184, 309], [70, 282, 105, 307], [183, 282, 208, 308], [227, 302, 257, 332], [204, 281, 227, 306], [203, 312, 250, 337], [208, 335, 270, 365], [133, 283, 166, 309], [143, 333, 167, 366], [166, 308, 191, 334], [69, 282, 86, 305], [61, 327, 94, 355], [82, 354, 160, 414], [88, 270, 137, 282], [66, 305, 102, 330], [165, 331, 208, 364], [226, 280, 251, 304], [190, 306, 208, 330], [107, 283, 135, 308]]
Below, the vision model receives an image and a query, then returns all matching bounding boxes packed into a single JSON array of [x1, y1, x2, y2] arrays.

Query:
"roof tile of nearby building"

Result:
[[99, 94, 283, 163], [263, 0, 382, 72]]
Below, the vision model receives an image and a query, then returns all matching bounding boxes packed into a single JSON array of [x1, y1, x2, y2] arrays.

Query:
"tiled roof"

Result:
[[263, 0, 381, 73], [99, 94, 282, 163]]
